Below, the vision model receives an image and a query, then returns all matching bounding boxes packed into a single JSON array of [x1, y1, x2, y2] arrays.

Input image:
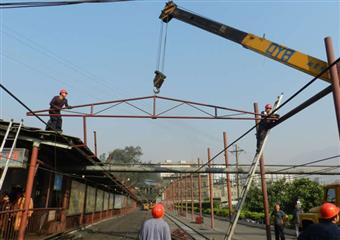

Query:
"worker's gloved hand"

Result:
[[67, 106, 73, 109]]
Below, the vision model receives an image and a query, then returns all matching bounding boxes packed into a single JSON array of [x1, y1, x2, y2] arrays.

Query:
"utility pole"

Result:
[[229, 144, 244, 200]]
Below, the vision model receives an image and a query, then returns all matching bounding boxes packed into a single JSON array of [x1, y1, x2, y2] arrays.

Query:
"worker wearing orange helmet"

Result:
[[139, 203, 171, 240], [256, 103, 280, 153], [46, 89, 71, 133], [298, 202, 340, 240]]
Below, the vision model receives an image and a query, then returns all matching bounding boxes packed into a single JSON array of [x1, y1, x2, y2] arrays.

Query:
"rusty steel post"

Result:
[[190, 174, 194, 221], [325, 37, 340, 140], [180, 174, 183, 216], [83, 116, 87, 145], [254, 102, 272, 240], [197, 158, 203, 218], [235, 145, 240, 200], [185, 175, 188, 218], [18, 142, 40, 240], [208, 148, 214, 229], [223, 132, 233, 221], [94, 131, 98, 157], [177, 178, 180, 214]]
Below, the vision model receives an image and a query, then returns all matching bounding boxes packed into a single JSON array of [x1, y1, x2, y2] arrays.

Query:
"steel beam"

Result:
[[84, 164, 340, 175]]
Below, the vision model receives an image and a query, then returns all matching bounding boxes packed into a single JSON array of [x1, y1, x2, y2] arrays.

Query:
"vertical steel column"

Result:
[[190, 174, 194, 221], [93, 131, 97, 157], [197, 158, 203, 218], [83, 116, 87, 145], [223, 132, 233, 221], [18, 142, 39, 240], [254, 102, 272, 240], [325, 37, 340, 140], [180, 174, 183, 216], [177, 177, 180, 215], [172, 181, 175, 212], [208, 148, 214, 229], [185, 175, 188, 218]]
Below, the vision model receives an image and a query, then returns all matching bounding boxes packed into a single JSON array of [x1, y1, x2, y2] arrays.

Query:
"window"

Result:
[[326, 188, 336, 203]]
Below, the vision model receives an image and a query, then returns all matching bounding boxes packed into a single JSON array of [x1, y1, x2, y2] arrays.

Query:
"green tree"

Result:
[[244, 183, 264, 212], [244, 178, 323, 214], [106, 146, 142, 164], [267, 178, 290, 210], [286, 178, 323, 213], [104, 146, 161, 202]]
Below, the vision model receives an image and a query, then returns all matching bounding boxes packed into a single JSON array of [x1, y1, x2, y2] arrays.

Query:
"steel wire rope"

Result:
[[194, 57, 340, 173], [156, 21, 164, 72], [160, 23, 168, 73], [234, 154, 340, 183], [270, 154, 340, 174], [0, 83, 139, 200]]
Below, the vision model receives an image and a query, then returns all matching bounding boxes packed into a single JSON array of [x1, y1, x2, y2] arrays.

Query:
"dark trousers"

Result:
[[274, 224, 285, 240], [46, 116, 62, 131], [256, 129, 267, 153]]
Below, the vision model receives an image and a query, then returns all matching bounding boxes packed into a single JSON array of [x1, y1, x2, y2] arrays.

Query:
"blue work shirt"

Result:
[[139, 218, 171, 240], [298, 222, 340, 240]]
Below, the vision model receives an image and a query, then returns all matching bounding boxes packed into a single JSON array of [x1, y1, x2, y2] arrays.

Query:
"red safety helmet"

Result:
[[151, 203, 165, 218], [59, 89, 68, 95], [265, 104, 272, 109], [319, 202, 340, 219]]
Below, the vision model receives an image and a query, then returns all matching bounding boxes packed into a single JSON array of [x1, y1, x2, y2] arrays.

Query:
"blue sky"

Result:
[[0, 0, 339, 179]]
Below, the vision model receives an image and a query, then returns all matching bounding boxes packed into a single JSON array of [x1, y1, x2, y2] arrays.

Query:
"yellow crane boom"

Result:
[[160, 1, 332, 83]]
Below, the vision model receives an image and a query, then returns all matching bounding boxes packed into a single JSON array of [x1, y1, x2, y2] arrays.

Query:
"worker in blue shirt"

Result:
[[298, 202, 340, 240]]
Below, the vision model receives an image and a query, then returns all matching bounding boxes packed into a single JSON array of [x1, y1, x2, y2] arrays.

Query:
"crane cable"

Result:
[[153, 21, 168, 94]]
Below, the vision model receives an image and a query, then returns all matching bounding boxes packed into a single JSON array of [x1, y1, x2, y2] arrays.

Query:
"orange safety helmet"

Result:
[[319, 202, 340, 219], [151, 203, 165, 218], [59, 89, 68, 95], [265, 104, 272, 109]]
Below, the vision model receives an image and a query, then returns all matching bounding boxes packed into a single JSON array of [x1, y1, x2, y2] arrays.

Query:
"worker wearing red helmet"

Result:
[[139, 203, 171, 240], [298, 202, 340, 240], [256, 103, 280, 153], [46, 89, 71, 133]]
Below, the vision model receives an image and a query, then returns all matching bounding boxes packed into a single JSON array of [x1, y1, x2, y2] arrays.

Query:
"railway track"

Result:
[[165, 213, 209, 240]]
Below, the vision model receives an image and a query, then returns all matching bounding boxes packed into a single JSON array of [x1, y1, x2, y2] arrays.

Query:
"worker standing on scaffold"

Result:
[[256, 103, 279, 153], [46, 89, 71, 133], [139, 203, 171, 240]]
